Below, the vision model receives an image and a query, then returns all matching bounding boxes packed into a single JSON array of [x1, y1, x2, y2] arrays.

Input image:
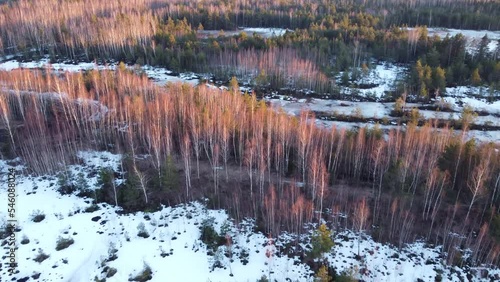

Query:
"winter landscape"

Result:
[[1, 0, 500, 281]]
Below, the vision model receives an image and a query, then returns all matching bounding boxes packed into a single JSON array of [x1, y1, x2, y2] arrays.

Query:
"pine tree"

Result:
[[310, 224, 334, 260], [315, 265, 331, 282], [159, 155, 179, 192], [229, 76, 239, 93], [471, 68, 482, 86]]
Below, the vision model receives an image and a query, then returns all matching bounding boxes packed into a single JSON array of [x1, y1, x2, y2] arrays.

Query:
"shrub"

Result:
[[239, 247, 250, 265], [106, 267, 118, 278], [137, 222, 149, 238], [57, 170, 76, 195], [21, 235, 30, 245], [129, 263, 152, 282], [199, 217, 225, 251], [210, 249, 224, 271], [490, 214, 500, 243], [56, 237, 75, 251], [34, 249, 50, 263], [336, 274, 357, 282], [257, 275, 269, 282], [0, 224, 12, 239], [335, 267, 358, 282], [76, 172, 93, 198], [107, 242, 119, 262], [31, 210, 46, 223], [85, 204, 100, 213]]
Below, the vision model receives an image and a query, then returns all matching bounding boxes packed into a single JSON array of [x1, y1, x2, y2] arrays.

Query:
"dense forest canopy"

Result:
[[0, 68, 499, 266], [0, 0, 498, 96], [1, 0, 500, 273]]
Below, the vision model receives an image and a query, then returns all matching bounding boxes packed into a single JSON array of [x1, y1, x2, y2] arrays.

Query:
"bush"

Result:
[[21, 235, 30, 245], [75, 172, 93, 198], [239, 247, 250, 265], [0, 224, 12, 239], [129, 263, 152, 282], [137, 222, 149, 238], [85, 204, 100, 213], [34, 249, 50, 263], [31, 210, 46, 223], [257, 275, 269, 282], [57, 170, 76, 195], [107, 242, 119, 262], [335, 267, 358, 282], [199, 217, 225, 251], [55, 237, 75, 251], [490, 214, 500, 243], [106, 267, 118, 278], [336, 274, 357, 282]]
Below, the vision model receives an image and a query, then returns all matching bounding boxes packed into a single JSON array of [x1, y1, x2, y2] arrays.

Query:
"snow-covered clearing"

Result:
[[197, 27, 290, 39], [443, 86, 500, 115], [1, 151, 500, 281], [409, 28, 500, 53], [0, 153, 310, 282], [340, 62, 406, 99], [0, 58, 200, 86], [267, 96, 391, 119]]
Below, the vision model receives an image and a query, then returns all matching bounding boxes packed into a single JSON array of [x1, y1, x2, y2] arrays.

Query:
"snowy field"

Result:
[[267, 96, 391, 119], [198, 27, 290, 39], [426, 28, 500, 53], [1, 151, 500, 281], [0, 58, 200, 86], [339, 63, 407, 99], [268, 96, 500, 143], [408, 28, 500, 53]]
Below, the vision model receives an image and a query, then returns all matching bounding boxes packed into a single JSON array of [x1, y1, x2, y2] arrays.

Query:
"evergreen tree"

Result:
[[158, 155, 179, 192], [229, 76, 239, 93], [471, 68, 482, 86], [432, 66, 446, 96], [315, 265, 331, 282], [310, 224, 334, 260], [95, 168, 115, 204]]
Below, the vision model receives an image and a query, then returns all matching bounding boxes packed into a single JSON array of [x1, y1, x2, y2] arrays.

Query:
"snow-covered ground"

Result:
[[0, 58, 200, 86], [141, 65, 199, 85], [426, 28, 500, 53], [409, 28, 500, 53], [0, 153, 311, 282], [340, 63, 406, 99], [267, 96, 391, 119], [443, 86, 500, 115], [2, 151, 500, 281], [198, 27, 290, 39], [268, 96, 500, 143]]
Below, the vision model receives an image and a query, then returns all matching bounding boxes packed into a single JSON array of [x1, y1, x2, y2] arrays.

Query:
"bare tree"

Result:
[[354, 197, 370, 256], [465, 152, 491, 223]]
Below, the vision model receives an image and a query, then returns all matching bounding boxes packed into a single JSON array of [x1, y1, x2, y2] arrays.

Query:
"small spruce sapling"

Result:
[[310, 224, 334, 260]]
